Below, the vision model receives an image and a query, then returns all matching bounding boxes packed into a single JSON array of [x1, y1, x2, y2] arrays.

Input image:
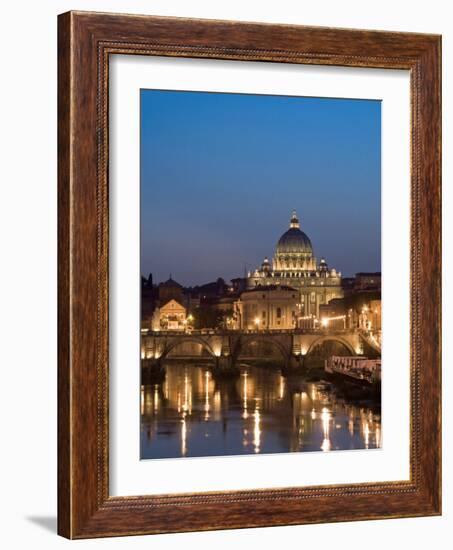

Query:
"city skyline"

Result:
[[141, 89, 381, 286]]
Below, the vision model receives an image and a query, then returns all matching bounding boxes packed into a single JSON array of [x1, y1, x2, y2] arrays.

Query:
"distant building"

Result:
[[158, 276, 183, 304], [341, 277, 356, 295], [234, 285, 299, 330], [212, 295, 236, 313], [354, 272, 381, 291], [247, 211, 343, 318], [155, 299, 187, 330]]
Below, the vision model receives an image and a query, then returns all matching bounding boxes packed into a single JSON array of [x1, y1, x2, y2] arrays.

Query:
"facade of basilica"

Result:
[[238, 211, 343, 326]]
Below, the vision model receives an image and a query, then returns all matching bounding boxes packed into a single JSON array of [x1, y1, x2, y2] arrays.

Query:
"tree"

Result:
[[193, 306, 224, 329]]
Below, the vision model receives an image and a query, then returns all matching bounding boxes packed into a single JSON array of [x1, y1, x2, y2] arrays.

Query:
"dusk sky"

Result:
[[141, 90, 381, 286]]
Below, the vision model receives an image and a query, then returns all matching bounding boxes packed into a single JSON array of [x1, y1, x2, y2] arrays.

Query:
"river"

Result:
[[140, 362, 381, 459]]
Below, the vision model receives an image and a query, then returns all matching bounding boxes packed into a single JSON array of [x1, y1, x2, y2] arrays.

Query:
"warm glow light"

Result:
[[321, 407, 331, 452], [213, 390, 221, 413], [182, 372, 191, 414], [279, 376, 285, 400], [311, 385, 317, 401], [321, 315, 346, 327], [204, 371, 210, 420], [153, 385, 159, 413], [253, 405, 261, 453], [242, 371, 249, 419], [375, 423, 381, 447], [349, 409, 354, 436], [363, 421, 370, 449], [181, 418, 187, 456]]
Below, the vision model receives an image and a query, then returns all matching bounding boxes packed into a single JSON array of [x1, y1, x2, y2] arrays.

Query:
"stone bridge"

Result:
[[141, 328, 373, 371]]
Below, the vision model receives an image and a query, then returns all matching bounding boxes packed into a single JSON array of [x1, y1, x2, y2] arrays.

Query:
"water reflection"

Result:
[[140, 363, 381, 459]]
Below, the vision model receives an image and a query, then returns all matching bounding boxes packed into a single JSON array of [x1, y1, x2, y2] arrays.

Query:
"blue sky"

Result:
[[141, 89, 381, 286]]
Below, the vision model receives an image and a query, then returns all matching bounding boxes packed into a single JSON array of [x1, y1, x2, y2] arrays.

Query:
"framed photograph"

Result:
[[58, 11, 441, 538]]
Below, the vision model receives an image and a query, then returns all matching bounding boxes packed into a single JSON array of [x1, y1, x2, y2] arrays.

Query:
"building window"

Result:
[[262, 311, 266, 319], [311, 292, 316, 303], [276, 307, 282, 318]]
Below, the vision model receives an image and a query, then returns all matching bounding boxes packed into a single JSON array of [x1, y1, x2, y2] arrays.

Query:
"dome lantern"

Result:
[[290, 210, 300, 229]]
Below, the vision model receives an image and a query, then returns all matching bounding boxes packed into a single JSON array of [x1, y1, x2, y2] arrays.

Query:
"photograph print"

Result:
[[140, 89, 382, 460]]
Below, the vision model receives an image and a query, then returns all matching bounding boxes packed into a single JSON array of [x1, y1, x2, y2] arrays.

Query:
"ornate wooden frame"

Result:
[[58, 11, 441, 539]]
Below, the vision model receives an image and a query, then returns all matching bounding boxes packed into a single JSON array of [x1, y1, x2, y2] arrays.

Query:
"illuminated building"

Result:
[[247, 211, 343, 319], [234, 285, 299, 330], [153, 299, 187, 330]]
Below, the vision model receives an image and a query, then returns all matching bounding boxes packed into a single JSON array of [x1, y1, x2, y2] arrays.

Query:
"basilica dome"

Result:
[[275, 211, 313, 255]]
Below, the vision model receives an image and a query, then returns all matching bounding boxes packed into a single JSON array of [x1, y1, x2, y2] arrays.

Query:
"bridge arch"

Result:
[[161, 337, 216, 359], [305, 335, 356, 357], [236, 335, 290, 362]]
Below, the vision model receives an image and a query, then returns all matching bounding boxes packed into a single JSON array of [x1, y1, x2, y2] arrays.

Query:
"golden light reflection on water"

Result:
[[204, 370, 211, 421], [321, 407, 331, 452], [242, 371, 249, 420], [141, 363, 381, 459], [181, 417, 187, 457], [253, 404, 261, 453], [153, 385, 159, 413], [279, 375, 285, 400]]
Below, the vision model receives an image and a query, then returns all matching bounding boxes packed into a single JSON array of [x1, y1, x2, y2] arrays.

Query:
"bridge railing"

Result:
[[141, 328, 358, 337]]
